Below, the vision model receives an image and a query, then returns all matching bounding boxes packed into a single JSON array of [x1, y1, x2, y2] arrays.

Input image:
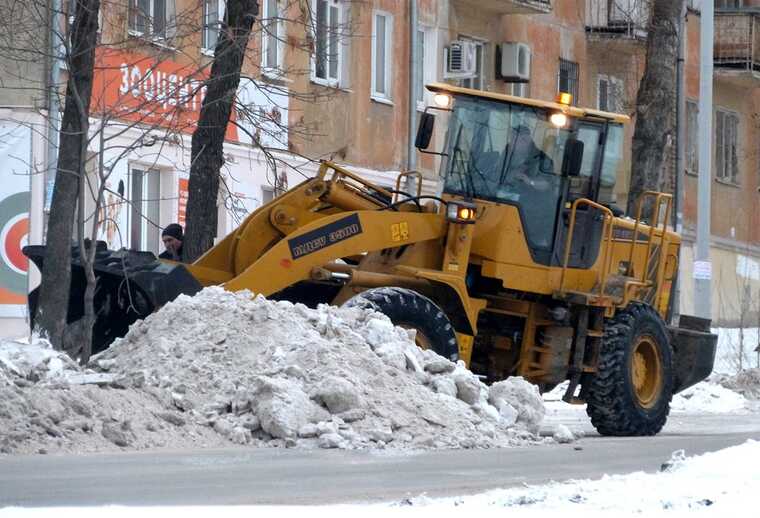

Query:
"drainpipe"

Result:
[[695, 1, 714, 320], [406, 0, 419, 195], [672, 2, 687, 324], [45, 0, 63, 213]]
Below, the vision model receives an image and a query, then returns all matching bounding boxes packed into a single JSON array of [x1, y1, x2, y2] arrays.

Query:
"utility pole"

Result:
[[46, 0, 63, 212], [406, 0, 419, 194], [672, 2, 687, 324], [695, 1, 713, 319]]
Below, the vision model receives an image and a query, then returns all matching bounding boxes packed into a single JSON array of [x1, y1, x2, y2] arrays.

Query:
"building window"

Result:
[[414, 28, 425, 107], [129, 0, 173, 40], [371, 11, 393, 100], [261, 185, 276, 206], [558, 59, 579, 104], [312, 0, 342, 86], [510, 82, 529, 97], [597, 74, 624, 112], [414, 26, 437, 110], [202, 0, 225, 52], [715, 0, 743, 8], [460, 39, 486, 91], [686, 100, 699, 174], [716, 109, 740, 184], [129, 167, 161, 255], [262, 0, 284, 74]]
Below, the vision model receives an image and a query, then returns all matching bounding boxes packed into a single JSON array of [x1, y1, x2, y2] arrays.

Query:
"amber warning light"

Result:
[[447, 202, 477, 224], [556, 92, 573, 105]]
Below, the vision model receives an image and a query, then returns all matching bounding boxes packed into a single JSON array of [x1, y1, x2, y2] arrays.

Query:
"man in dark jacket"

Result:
[[159, 223, 184, 261]]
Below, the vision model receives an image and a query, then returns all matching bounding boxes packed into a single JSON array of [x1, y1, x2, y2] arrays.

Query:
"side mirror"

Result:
[[562, 138, 584, 177], [415, 112, 435, 150]]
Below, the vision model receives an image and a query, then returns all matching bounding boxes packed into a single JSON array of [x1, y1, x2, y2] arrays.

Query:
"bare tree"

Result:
[[627, 0, 685, 216], [0, 0, 356, 357], [35, 0, 101, 352], [183, 0, 259, 262]]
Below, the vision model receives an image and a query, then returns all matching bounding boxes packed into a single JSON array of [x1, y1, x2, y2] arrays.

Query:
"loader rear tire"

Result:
[[344, 287, 459, 361], [585, 303, 673, 436]]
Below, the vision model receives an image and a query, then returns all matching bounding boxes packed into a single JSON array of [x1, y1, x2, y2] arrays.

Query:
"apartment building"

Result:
[[2, 0, 760, 334]]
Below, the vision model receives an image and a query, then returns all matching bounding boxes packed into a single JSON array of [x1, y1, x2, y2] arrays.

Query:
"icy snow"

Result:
[[670, 380, 748, 413], [391, 440, 760, 514], [0, 287, 548, 454]]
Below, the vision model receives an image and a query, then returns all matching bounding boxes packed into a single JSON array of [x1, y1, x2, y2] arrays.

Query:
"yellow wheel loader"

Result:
[[25, 83, 717, 436]]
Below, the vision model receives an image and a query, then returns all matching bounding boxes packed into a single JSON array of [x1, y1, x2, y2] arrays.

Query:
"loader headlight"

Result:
[[447, 202, 477, 224], [434, 93, 453, 109], [550, 112, 568, 128]]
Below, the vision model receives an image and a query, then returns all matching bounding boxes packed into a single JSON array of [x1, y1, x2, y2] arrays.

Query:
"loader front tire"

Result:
[[344, 287, 459, 361], [585, 303, 673, 436]]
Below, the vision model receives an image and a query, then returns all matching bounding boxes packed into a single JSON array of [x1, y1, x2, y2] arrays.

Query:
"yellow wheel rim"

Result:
[[401, 324, 432, 351], [630, 335, 663, 408]]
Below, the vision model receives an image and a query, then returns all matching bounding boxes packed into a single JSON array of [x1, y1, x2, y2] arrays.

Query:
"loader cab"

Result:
[[416, 84, 626, 268]]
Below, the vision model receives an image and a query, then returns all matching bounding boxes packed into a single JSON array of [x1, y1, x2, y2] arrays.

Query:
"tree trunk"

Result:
[[627, 0, 685, 217], [35, 0, 100, 349], [183, 0, 259, 262]]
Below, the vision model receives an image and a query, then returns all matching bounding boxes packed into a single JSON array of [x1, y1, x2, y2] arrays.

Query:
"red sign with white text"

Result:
[[177, 177, 188, 227], [91, 48, 238, 141]]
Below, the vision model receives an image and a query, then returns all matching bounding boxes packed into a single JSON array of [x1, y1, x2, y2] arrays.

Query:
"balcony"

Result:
[[585, 0, 648, 41], [455, 0, 552, 15], [714, 10, 760, 86]]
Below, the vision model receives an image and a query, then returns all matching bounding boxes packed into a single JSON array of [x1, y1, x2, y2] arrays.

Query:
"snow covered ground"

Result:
[[1, 441, 757, 516], [388, 439, 760, 514]]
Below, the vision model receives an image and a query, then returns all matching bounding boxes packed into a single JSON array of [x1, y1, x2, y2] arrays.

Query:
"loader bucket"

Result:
[[24, 241, 202, 354], [668, 315, 718, 394]]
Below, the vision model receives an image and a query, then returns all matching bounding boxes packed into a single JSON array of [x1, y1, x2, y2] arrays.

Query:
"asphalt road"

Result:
[[1, 412, 758, 506]]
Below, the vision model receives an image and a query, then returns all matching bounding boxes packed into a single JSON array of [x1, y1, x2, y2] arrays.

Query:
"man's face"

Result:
[[162, 236, 182, 254]]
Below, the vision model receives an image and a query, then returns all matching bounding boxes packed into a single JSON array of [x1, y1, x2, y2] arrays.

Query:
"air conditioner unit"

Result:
[[446, 40, 478, 77], [500, 42, 531, 82]]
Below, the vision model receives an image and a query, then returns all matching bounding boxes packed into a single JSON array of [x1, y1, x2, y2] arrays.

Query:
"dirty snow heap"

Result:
[[1, 287, 548, 454]]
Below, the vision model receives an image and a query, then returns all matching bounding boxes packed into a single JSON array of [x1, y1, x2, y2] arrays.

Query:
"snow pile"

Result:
[[714, 369, 760, 400], [0, 338, 80, 386], [393, 440, 760, 514], [95, 287, 545, 450], [1, 287, 547, 454], [670, 381, 747, 414]]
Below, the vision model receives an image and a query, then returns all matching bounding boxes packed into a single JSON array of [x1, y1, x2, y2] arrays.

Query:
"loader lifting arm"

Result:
[[24, 162, 459, 353]]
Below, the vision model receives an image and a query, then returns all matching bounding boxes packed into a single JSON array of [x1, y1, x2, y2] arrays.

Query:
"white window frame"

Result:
[[310, 0, 343, 87], [129, 0, 174, 42], [371, 10, 393, 102], [128, 166, 162, 255], [261, 0, 285, 77], [202, 0, 225, 55], [261, 185, 275, 206], [415, 26, 437, 111], [458, 35, 487, 91]]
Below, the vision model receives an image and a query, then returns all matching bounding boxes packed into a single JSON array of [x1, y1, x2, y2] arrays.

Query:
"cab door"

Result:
[[553, 122, 607, 269]]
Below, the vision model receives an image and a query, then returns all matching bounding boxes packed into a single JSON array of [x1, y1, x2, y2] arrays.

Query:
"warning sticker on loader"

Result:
[[288, 214, 363, 260]]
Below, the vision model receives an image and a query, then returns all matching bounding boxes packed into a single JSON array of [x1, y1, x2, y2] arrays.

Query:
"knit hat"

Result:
[[161, 223, 184, 241]]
